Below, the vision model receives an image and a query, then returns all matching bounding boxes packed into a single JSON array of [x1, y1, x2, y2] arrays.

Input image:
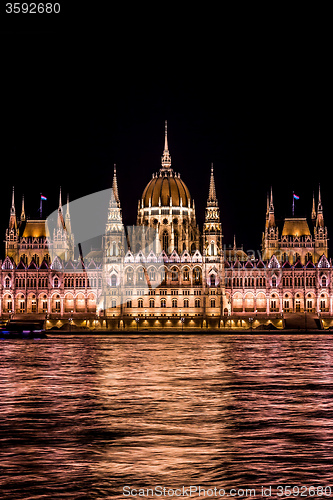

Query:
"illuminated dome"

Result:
[[141, 171, 191, 208]]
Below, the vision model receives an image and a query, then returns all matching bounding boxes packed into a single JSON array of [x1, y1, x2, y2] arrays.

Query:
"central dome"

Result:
[[140, 121, 192, 208], [142, 171, 191, 208]]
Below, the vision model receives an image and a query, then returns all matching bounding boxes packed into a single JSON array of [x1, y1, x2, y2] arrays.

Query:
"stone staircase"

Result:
[[284, 313, 322, 330]]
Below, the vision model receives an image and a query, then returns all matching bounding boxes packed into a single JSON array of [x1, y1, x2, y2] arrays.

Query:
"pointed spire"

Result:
[[161, 120, 172, 169], [112, 164, 120, 206], [311, 191, 316, 222], [58, 187, 65, 229], [9, 186, 17, 230], [21, 195, 25, 222], [207, 163, 218, 206], [268, 186, 275, 227], [233, 234, 236, 250], [316, 184, 324, 227]]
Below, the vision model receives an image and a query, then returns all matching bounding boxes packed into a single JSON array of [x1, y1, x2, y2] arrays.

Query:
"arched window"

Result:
[[171, 267, 178, 281], [5, 277, 10, 288], [210, 274, 216, 286], [183, 268, 190, 281], [193, 267, 202, 284], [149, 299, 155, 308], [172, 298, 177, 308], [149, 268, 156, 281], [174, 231, 178, 252], [161, 298, 166, 308], [183, 299, 189, 308], [272, 275, 277, 287], [322, 275, 327, 287], [211, 242, 215, 256], [163, 231, 169, 253], [210, 299, 216, 308], [111, 274, 117, 287], [138, 298, 144, 308], [137, 267, 144, 282], [195, 299, 201, 308], [53, 276, 59, 288], [126, 268, 133, 283], [112, 242, 117, 255]]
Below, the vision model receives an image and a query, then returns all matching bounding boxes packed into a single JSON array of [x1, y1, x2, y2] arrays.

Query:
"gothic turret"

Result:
[[314, 184, 328, 259], [203, 164, 222, 257], [262, 187, 279, 261]]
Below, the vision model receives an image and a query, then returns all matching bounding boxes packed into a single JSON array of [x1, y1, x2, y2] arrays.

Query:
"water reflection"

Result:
[[1, 335, 333, 499]]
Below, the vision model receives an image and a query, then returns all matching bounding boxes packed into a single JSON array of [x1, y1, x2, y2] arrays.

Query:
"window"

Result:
[[271, 276, 277, 287], [322, 276, 327, 287], [111, 274, 117, 287], [126, 268, 133, 283], [171, 268, 178, 281], [42, 295, 48, 312], [172, 298, 177, 308], [195, 299, 201, 308], [183, 268, 189, 281], [149, 299, 155, 308], [183, 299, 189, 308], [210, 275, 216, 286], [174, 231, 178, 252], [138, 299, 144, 308], [53, 276, 59, 288], [193, 267, 202, 284], [149, 268, 156, 281], [111, 299, 117, 308], [5, 277, 10, 288], [163, 230, 169, 253], [137, 268, 144, 282], [210, 299, 216, 308], [126, 300, 132, 308], [161, 298, 166, 308]]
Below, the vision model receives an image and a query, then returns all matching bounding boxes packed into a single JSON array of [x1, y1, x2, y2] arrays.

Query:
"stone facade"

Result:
[[0, 124, 331, 330]]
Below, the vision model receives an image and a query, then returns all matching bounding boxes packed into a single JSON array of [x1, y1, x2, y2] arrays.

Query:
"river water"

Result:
[[1, 334, 333, 499]]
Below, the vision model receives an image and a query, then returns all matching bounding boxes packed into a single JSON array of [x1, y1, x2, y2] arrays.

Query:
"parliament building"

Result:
[[1, 123, 332, 330]]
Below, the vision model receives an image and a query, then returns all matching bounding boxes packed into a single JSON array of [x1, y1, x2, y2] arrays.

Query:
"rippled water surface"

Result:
[[1, 334, 333, 499]]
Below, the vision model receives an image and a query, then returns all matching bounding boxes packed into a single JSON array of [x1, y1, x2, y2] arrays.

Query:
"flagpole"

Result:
[[292, 191, 294, 217], [40, 193, 42, 219]]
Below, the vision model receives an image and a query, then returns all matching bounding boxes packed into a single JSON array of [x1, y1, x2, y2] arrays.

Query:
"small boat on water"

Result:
[[0, 320, 47, 339]]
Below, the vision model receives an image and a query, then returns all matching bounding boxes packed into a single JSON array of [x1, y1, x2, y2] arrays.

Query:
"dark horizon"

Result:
[[2, 31, 331, 259]]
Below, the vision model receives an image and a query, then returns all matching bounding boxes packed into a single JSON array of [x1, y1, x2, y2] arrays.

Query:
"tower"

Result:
[[5, 187, 19, 261], [52, 187, 74, 262], [262, 187, 279, 260], [202, 164, 228, 317], [314, 184, 328, 260], [203, 163, 222, 258], [103, 164, 125, 262]]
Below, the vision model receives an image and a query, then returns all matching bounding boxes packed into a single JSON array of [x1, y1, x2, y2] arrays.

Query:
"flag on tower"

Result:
[[293, 193, 300, 200], [41, 195, 47, 201]]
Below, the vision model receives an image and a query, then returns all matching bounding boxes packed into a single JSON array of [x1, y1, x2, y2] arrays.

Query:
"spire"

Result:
[[316, 184, 324, 227], [58, 187, 65, 229], [311, 192, 316, 222], [268, 186, 275, 227], [21, 195, 25, 222], [161, 120, 172, 169], [112, 164, 120, 206], [233, 234, 236, 251], [207, 163, 218, 206], [9, 186, 17, 230], [65, 193, 71, 233]]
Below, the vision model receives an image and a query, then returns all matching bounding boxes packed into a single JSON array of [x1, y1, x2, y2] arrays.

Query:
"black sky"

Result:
[[1, 14, 331, 258]]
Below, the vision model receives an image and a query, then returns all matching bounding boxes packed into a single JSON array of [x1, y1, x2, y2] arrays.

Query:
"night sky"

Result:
[[1, 16, 331, 259]]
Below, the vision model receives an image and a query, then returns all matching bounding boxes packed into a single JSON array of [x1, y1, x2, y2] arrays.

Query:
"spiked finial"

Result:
[[207, 163, 218, 206], [311, 191, 316, 222], [9, 186, 17, 230], [112, 164, 120, 205], [21, 195, 25, 222], [316, 184, 324, 227], [161, 120, 172, 169]]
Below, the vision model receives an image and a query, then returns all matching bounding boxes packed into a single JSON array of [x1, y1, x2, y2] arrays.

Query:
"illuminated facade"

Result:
[[1, 124, 332, 329]]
